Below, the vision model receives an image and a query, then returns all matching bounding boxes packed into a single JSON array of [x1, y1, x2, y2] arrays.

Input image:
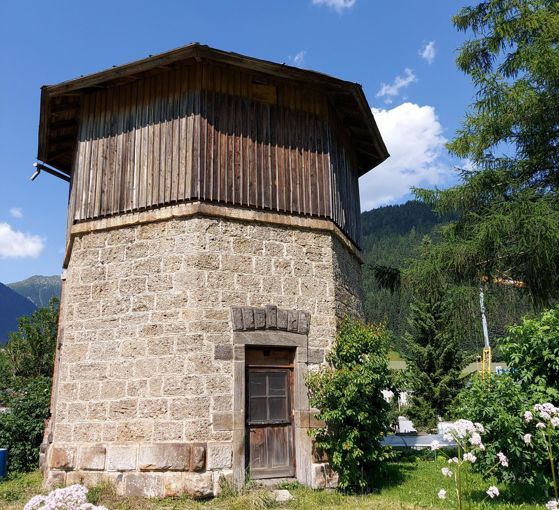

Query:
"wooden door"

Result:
[[246, 348, 295, 478]]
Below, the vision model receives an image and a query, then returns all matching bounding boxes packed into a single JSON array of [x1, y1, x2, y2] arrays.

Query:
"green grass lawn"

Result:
[[0, 456, 547, 510]]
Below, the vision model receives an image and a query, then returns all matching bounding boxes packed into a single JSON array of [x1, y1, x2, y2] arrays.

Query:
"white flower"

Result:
[[486, 486, 500, 498], [381, 389, 395, 402], [478, 443, 486, 451], [464, 452, 477, 463], [23, 485, 109, 510], [448, 457, 459, 464], [546, 500, 558, 510], [470, 432, 482, 446], [441, 467, 453, 477], [431, 440, 441, 451], [524, 410, 533, 423], [523, 433, 532, 445], [552, 417, 559, 428], [497, 452, 509, 467], [474, 422, 485, 433], [438, 489, 447, 499], [23, 495, 47, 510], [537, 422, 546, 429]]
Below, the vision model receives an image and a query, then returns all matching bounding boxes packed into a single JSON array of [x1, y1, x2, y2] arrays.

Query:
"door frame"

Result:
[[232, 329, 312, 487], [245, 349, 296, 478]]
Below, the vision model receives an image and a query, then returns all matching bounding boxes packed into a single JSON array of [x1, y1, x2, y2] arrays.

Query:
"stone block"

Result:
[[138, 443, 191, 471], [231, 307, 243, 331], [265, 304, 277, 328], [277, 308, 288, 330], [207, 443, 233, 470], [311, 462, 338, 489], [125, 472, 165, 497], [241, 307, 254, 330], [298, 311, 310, 334], [307, 348, 325, 364], [78, 446, 106, 471], [45, 470, 66, 488], [212, 413, 233, 431], [287, 310, 299, 332], [49, 446, 75, 470], [106, 445, 137, 471], [214, 344, 233, 361], [253, 307, 266, 329], [164, 472, 213, 499], [213, 469, 234, 496], [190, 443, 206, 471]]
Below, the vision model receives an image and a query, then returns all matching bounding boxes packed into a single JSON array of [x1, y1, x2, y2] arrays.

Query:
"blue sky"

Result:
[[0, 0, 474, 282]]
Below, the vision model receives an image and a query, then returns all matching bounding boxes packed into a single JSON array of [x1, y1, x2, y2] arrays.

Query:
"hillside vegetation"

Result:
[[361, 201, 534, 358]]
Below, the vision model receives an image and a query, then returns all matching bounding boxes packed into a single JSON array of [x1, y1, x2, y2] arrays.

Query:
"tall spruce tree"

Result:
[[403, 238, 466, 428], [415, 0, 559, 306]]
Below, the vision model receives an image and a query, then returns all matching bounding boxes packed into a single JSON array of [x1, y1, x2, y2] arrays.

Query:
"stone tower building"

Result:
[[37, 44, 388, 497]]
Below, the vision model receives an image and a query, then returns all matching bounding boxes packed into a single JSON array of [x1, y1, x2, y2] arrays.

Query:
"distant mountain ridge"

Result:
[[0, 282, 37, 344], [7, 275, 61, 308]]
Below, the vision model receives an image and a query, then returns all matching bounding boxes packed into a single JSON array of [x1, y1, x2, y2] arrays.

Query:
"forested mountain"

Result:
[[0, 282, 37, 344], [7, 275, 61, 308], [360, 201, 534, 358]]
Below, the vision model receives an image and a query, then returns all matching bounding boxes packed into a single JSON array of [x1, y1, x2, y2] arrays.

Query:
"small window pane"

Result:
[[268, 397, 288, 421], [268, 373, 287, 396], [249, 397, 267, 422], [249, 372, 267, 397]]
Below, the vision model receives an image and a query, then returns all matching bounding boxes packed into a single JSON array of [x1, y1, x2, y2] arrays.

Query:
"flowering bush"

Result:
[[432, 419, 507, 510], [23, 484, 109, 510], [524, 403, 559, 509], [453, 373, 549, 486]]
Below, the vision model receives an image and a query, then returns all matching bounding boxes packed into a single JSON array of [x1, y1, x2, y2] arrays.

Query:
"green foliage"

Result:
[[404, 291, 466, 429], [2, 297, 59, 381], [0, 377, 51, 473], [362, 202, 534, 357], [306, 319, 391, 493], [0, 297, 58, 473], [502, 305, 559, 402], [415, 0, 559, 306]]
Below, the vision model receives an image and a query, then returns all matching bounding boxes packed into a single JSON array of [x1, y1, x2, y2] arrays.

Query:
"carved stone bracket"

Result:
[[231, 305, 310, 335]]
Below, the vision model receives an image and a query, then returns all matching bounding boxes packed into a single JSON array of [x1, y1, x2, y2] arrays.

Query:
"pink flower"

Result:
[[464, 452, 477, 463], [431, 440, 441, 451], [546, 500, 558, 510], [441, 467, 453, 477], [438, 489, 447, 499], [524, 410, 533, 423]]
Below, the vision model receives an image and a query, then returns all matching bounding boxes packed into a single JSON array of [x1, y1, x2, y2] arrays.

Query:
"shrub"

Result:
[[502, 306, 559, 402], [306, 318, 391, 493], [0, 377, 51, 473], [453, 373, 545, 485]]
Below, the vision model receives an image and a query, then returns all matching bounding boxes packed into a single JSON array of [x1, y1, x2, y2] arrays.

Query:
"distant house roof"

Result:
[[38, 43, 388, 176]]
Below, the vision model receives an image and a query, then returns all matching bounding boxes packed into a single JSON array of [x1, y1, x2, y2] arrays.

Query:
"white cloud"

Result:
[[376, 68, 417, 99], [360, 102, 454, 210], [312, 0, 356, 12], [9, 207, 23, 219], [290, 50, 307, 68], [419, 41, 436, 64], [0, 223, 44, 258]]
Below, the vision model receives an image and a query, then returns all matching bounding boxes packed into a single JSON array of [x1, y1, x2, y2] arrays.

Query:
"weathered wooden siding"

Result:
[[70, 63, 362, 245]]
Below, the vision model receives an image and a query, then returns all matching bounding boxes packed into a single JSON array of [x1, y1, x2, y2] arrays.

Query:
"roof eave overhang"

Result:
[[37, 43, 389, 175]]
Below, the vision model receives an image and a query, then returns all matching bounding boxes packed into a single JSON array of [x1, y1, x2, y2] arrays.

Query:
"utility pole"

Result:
[[479, 286, 491, 378]]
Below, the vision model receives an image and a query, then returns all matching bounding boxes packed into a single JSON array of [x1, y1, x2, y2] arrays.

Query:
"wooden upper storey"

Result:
[[37, 44, 388, 247]]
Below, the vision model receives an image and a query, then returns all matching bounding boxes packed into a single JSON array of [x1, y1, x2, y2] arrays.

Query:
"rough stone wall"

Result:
[[45, 215, 362, 496]]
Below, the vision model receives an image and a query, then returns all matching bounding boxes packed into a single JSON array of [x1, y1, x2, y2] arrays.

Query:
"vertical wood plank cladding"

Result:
[[71, 64, 363, 245]]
